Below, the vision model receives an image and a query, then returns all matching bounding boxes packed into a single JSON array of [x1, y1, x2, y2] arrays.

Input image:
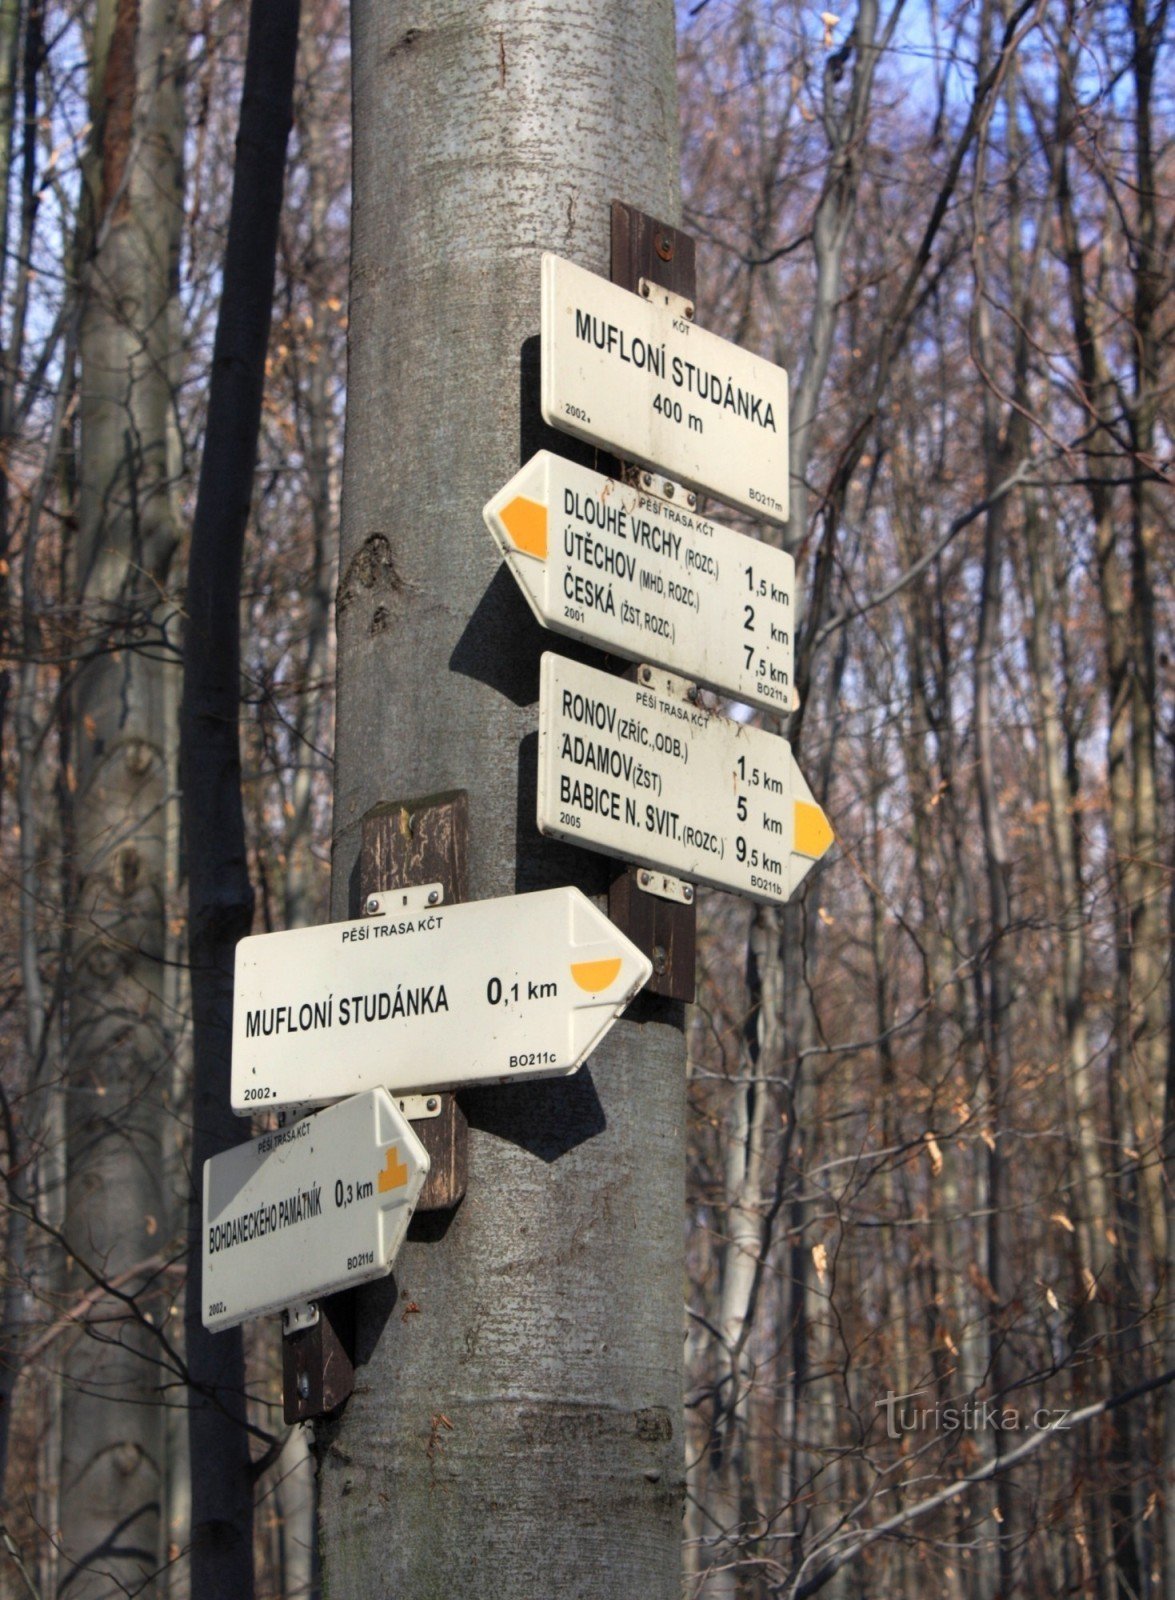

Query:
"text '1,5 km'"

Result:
[[537, 653, 833, 906], [483, 451, 795, 713], [541, 252, 789, 524]]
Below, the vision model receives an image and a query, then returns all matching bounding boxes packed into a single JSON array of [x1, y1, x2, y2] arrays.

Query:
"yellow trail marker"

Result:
[[231, 885, 652, 1111], [570, 957, 623, 994], [499, 495, 547, 560], [793, 800, 834, 860], [202, 1088, 429, 1333], [378, 1144, 410, 1193]]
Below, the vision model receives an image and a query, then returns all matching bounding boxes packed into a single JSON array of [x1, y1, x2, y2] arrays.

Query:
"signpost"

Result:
[[230, 885, 652, 1112], [483, 451, 795, 712], [202, 1087, 429, 1332], [541, 252, 789, 523], [537, 653, 832, 905]]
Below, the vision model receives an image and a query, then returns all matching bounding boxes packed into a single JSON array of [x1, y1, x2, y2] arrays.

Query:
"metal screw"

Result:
[[684, 301, 695, 319], [427, 1097, 439, 1112], [427, 889, 439, 906], [683, 885, 695, 903], [639, 870, 651, 887], [687, 492, 697, 509], [641, 471, 653, 489], [365, 894, 380, 915], [297, 1372, 310, 1400], [641, 281, 651, 298], [655, 233, 674, 262], [663, 480, 674, 498], [641, 666, 652, 683], [652, 944, 668, 975]]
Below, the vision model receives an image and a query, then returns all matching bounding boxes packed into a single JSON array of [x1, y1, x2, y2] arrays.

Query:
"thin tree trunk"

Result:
[[180, 5, 300, 1598], [57, 1, 185, 1590]]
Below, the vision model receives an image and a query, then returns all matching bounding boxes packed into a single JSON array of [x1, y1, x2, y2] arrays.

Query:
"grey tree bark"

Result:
[[57, 0, 185, 1591], [316, 3, 684, 1594]]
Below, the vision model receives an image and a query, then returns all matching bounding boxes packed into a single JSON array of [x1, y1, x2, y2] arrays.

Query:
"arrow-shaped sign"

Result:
[[541, 252, 789, 522], [538, 654, 833, 905], [203, 1088, 429, 1332], [484, 452, 796, 714], [230, 886, 652, 1113]]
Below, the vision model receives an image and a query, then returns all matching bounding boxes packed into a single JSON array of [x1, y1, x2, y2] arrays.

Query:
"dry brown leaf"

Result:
[[924, 1132, 943, 1176]]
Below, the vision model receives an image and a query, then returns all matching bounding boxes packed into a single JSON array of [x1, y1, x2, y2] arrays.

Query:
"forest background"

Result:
[[0, 0, 1171, 1597]]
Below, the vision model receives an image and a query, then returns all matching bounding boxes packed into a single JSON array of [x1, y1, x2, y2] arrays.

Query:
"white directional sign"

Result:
[[230, 886, 651, 1113], [541, 252, 789, 523], [203, 1088, 429, 1332], [537, 653, 833, 905], [483, 452, 795, 712]]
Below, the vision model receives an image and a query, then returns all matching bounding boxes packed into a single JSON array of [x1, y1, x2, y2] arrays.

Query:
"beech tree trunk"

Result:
[[58, 1, 184, 1591], [316, 3, 684, 1594]]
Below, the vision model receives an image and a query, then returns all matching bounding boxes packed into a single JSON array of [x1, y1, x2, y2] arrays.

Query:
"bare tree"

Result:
[[57, 1, 185, 1590]]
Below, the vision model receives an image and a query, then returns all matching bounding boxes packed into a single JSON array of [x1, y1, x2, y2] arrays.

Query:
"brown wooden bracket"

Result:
[[359, 789, 469, 1213], [282, 790, 471, 1424], [608, 861, 696, 1004], [283, 1293, 355, 1425], [605, 200, 698, 1004]]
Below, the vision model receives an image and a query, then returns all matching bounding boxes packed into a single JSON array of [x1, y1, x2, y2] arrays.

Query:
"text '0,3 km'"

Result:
[[203, 1088, 429, 1332], [541, 252, 789, 524], [537, 653, 833, 906], [230, 886, 652, 1113]]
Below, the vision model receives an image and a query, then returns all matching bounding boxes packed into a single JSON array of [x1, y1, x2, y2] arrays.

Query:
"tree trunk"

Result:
[[180, 5, 300, 1598], [316, 4, 683, 1594], [57, 1, 184, 1592]]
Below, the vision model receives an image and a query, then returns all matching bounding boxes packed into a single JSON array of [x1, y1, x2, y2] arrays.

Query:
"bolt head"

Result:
[[427, 889, 439, 906], [297, 1372, 310, 1400], [639, 870, 651, 886], [365, 895, 380, 915], [641, 472, 653, 488], [683, 885, 694, 903], [427, 1097, 439, 1112], [663, 480, 675, 497], [652, 944, 668, 974], [641, 666, 652, 683]]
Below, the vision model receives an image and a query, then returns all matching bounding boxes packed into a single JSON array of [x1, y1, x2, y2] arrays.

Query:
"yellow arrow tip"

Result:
[[793, 800, 834, 860], [378, 1145, 410, 1193], [500, 496, 547, 559], [570, 957, 623, 994]]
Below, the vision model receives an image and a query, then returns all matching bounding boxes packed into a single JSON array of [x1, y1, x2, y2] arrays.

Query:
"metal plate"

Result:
[[537, 654, 832, 905], [231, 887, 651, 1113], [541, 253, 789, 523], [203, 1088, 429, 1332], [484, 451, 794, 712]]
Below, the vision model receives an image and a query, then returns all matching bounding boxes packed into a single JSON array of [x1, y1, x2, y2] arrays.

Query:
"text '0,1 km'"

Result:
[[230, 886, 652, 1112]]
